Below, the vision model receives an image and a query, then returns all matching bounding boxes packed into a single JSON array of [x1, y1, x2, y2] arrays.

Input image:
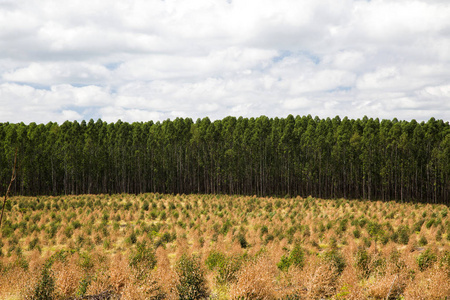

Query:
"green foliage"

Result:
[[277, 243, 305, 271], [236, 233, 249, 249], [220, 219, 232, 235], [322, 249, 346, 275], [5, 200, 12, 211], [418, 235, 428, 246], [337, 218, 348, 233], [33, 255, 62, 300], [425, 219, 435, 229], [28, 237, 40, 251], [367, 221, 384, 239], [440, 251, 450, 275], [417, 249, 437, 271], [176, 254, 209, 300], [392, 225, 410, 245], [129, 241, 157, 278], [76, 276, 91, 298], [0, 117, 448, 202], [205, 251, 242, 284], [126, 231, 138, 244], [354, 248, 370, 278], [264, 234, 274, 245], [412, 219, 425, 233], [260, 225, 268, 236]]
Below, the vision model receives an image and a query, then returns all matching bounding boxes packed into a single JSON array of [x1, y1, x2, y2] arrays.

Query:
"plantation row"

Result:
[[0, 115, 449, 203], [1, 194, 450, 299]]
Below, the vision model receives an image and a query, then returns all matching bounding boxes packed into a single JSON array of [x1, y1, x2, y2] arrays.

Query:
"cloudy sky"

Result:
[[0, 0, 449, 124]]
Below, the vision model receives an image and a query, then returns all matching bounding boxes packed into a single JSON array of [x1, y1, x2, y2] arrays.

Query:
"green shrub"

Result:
[[277, 244, 305, 271], [367, 221, 384, 239], [425, 219, 435, 229], [417, 249, 437, 271], [28, 237, 40, 251], [220, 219, 232, 235], [418, 235, 428, 246], [103, 239, 111, 249], [129, 241, 157, 279], [260, 225, 269, 236], [126, 231, 137, 244], [440, 251, 450, 276], [363, 237, 371, 248], [176, 254, 209, 300], [64, 226, 74, 238], [380, 234, 389, 245], [33, 260, 55, 300], [322, 249, 346, 275], [205, 251, 242, 284], [277, 255, 291, 272], [412, 219, 425, 233], [354, 248, 370, 278], [264, 234, 274, 245], [237, 233, 249, 249], [206, 251, 226, 270], [358, 218, 368, 228], [338, 218, 348, 233], [142, 201, 149, 211], [5, 200, 12, 211], [394, 225, 410, 245]]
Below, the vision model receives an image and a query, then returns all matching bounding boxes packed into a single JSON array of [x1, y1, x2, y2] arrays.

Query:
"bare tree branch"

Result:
[[0, 148, 17, 228]]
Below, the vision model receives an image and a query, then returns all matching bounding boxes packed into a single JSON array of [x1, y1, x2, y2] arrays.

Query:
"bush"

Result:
[[264, 234, 274, 244], [5, 200, 12, 211], [176, 253, 209, 300], [418, 235, 428, 246], [440, 251, 450, 276], [277, 243, 305, 272], [367, 221, 383, 239], [126, 231, 138, 244], [206, 250, 242, 284], [393, 225, 410, 245], [322, 249, 346, 275], [28, 237, 40, 251], [417, 249, 437, 271], [354, 248, 370, 278], [237, 233, 249, 249], [425, 219, 435, 229], [260, 225, 269, 236], [33, 259, 56, 300], [412, 219, 425, 233], [338, 218, 348, 233], [129, 241, 157, 279]]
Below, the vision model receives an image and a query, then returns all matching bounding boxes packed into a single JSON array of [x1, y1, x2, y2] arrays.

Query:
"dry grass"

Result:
[[230, 255, 277, 300], [0, 194, 449, 299]]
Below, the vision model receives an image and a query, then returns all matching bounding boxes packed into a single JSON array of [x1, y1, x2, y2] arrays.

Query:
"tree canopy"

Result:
[[0, 116, 449, 203]]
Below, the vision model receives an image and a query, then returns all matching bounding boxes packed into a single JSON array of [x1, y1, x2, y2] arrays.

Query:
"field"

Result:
[[1, 193, 450, 299]]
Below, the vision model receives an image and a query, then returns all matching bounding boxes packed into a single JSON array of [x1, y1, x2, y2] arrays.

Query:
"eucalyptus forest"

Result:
[[0, 115, 449, 203]]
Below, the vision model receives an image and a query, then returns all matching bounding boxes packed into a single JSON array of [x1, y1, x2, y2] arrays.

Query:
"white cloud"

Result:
[[3, 62, 111, 85], [0, 0, 449, 124]]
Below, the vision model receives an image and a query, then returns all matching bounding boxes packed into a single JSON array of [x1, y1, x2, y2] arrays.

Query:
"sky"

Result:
[[0, 0, 449, 124]]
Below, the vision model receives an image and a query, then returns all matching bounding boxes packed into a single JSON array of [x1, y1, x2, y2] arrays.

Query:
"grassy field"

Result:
[[1, 193, 450, 299]]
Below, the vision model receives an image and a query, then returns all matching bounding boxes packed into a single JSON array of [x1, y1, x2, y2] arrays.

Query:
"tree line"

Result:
[[0, 115, 449, 203]]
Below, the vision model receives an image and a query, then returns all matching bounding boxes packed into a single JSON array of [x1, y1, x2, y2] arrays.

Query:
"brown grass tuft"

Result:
[[404, 267, 450, 299], [230, 256, 277, 300], [52, 253, 83, 298]]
